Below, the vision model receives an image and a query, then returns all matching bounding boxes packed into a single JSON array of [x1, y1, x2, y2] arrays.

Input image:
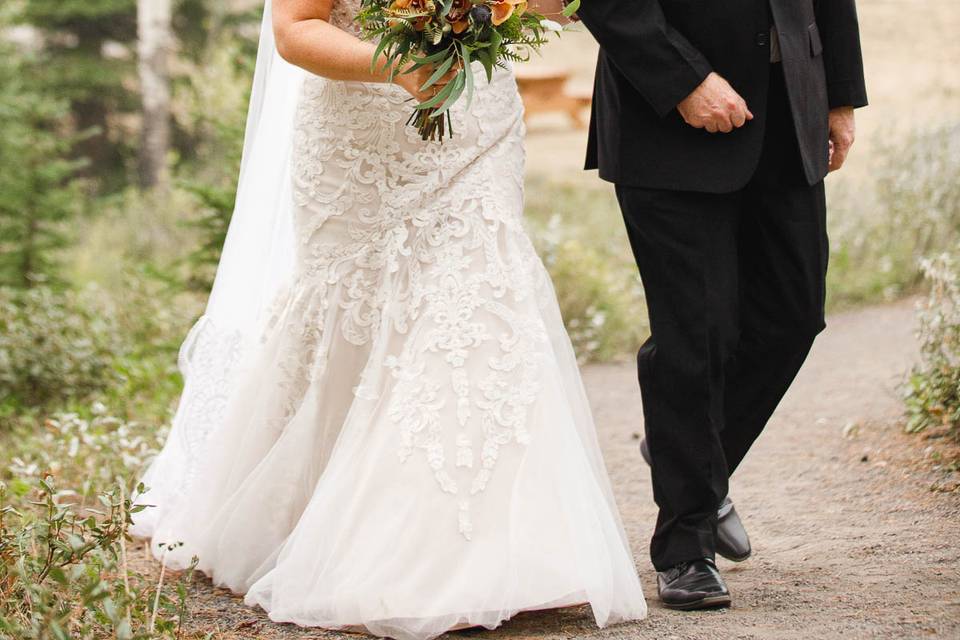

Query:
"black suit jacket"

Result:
[[577, 0, 868, 192]]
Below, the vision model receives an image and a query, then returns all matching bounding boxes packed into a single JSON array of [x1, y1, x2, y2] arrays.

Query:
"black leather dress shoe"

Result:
[[657, 558, 731, 610], [716, 496, 751, 562], [640, 439, 752, 562]]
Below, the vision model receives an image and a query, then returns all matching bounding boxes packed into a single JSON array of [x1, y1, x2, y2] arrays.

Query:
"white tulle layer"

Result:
[[132, 68, 646, 639], [134, 275, 647, 639]]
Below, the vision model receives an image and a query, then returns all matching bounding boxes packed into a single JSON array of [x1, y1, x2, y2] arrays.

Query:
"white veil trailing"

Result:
[[131, 0, 306, 534]]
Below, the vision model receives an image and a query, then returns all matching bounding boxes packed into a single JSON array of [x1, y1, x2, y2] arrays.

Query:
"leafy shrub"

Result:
[[0, 401, 190, 639], [905, 249, 960, 440], [3, 402, 167, 501], [0, 287, 121, 410], [0, 280, 192, 415], [0, 475, 195, 640]]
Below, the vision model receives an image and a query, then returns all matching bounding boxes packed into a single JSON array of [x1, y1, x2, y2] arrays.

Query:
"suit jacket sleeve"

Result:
[[815, 0, 868, 108], [576, 0, 712, 118]]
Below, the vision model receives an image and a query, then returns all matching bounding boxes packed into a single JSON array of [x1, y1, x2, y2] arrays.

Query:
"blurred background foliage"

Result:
[[0, 0, 958, 636]]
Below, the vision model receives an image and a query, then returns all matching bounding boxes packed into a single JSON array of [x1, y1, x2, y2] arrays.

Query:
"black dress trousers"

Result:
[[615, 63, 829, 571]]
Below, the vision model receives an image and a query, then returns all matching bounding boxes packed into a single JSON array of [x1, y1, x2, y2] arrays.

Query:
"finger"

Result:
[[730, 109, 746, 128], [716, 113, 734, 133], [835, 147, 848, 167], [705, 120, 719, 133], [829, 146, 847, 172], [745, 106, 754, 121]]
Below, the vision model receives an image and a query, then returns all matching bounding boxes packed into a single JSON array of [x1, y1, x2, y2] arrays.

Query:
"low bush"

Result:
[[0, 277, 195, 417], [0, 475, 195, 640], [905, 249, 960, 441], [2, 402, 166, 501], [0, 287, 121, 410]]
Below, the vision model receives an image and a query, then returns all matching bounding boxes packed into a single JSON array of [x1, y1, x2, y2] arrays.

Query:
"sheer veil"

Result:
[[131, 0, 306, 536]]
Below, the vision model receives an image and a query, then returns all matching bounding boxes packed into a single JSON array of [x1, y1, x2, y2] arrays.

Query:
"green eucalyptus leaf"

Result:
[[431, 71, 466, 118], [420, 55, 455, 92], [416, 78, 458, 110], [475, 46, 494, 82], [462, 47, 475, 105], [411, 48, 452, 64], [371, 36, 393, 73]]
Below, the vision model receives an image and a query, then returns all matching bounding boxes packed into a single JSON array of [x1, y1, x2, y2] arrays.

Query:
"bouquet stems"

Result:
[[408, 107, 454, 142]]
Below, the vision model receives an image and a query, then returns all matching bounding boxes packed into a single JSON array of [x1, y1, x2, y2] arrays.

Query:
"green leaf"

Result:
[[490, 28, 503, 56], [562, 0, 581, 17], [462, 46, 475, 106], [476, 46, 494, 83], [419, 55, 455, 92], [411, 49, 451, 64], [431, 71, 466, 118], [416, 77, 458, 110], [48, 566, 68, 585], [371, 36, 394, 73]]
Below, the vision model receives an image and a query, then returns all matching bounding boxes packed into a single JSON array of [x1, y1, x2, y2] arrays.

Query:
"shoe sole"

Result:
[[719, 549, 752, 563], [662, 594, 732, 611]]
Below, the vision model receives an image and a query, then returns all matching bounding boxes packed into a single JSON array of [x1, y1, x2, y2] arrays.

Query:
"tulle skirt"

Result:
[[132, 68, 647, 640]]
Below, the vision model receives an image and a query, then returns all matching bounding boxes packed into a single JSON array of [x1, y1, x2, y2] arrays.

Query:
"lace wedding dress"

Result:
[[131, 1, 646, 638]]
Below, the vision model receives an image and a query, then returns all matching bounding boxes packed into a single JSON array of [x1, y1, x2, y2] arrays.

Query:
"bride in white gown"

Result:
[[131, 0, 647, 637]]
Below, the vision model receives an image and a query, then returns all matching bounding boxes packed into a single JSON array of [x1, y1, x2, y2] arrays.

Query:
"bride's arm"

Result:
[[273, 0, 455, 101]]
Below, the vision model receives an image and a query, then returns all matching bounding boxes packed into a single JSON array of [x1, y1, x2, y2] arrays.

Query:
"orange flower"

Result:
[[446, 0, 469, 21], [490, 0, 525, 26], [444, 0, 470, 33], [389, 0, 434, 31]]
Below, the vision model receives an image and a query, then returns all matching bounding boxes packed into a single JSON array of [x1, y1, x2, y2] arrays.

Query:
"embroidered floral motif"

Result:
[[252, 0, 555, 539]]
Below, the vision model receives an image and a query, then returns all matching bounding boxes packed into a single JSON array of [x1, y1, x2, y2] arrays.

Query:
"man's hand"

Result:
[[828, 106, 856, 172], [677, 72, 753, 133]]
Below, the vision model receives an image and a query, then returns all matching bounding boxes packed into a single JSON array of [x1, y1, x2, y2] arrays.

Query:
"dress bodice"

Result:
[[328, 0, 364, 36]]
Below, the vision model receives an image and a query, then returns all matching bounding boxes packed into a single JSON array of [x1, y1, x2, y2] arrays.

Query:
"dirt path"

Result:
[[177, 299, 960, 639]]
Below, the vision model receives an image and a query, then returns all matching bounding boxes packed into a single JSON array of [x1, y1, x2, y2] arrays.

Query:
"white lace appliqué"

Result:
[[253, 4, 551, 540]]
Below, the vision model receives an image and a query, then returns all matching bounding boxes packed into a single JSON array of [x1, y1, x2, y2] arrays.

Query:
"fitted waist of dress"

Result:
[[308, 62, 517, 99]]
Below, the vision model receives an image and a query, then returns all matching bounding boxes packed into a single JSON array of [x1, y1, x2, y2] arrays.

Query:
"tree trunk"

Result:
[[137, 0, 172, 190]]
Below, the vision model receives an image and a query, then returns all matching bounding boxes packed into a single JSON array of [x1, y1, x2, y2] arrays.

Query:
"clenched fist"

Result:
[[677, 72, 753, 134]]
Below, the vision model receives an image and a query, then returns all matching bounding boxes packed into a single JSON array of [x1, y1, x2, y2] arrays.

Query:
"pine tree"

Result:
[[16, 0, 137, 192], [0, 47, 88, 289]]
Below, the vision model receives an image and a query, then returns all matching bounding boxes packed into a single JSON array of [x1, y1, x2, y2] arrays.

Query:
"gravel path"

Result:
[[171, 299, 960, 639]]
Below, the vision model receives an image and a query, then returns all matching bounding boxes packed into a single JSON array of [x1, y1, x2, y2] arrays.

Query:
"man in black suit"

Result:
[[575, 0, 867, 610]]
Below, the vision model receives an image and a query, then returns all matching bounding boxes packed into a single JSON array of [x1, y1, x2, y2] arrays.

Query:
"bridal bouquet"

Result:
[[357, 0, 579, 141]]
